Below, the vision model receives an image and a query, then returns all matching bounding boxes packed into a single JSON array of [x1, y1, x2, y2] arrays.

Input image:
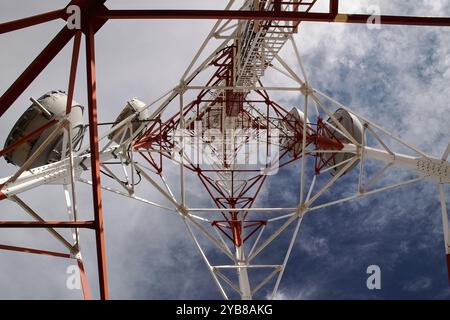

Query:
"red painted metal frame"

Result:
[[0, 243, 91, 299], [85, 17, 109, 300], [0, 0, 109, 300], [132, 37, 336, 250], [0, 9, 65, 35], [0, 244, 72, 258], [0, 220, 96, 228], [447, 255, 450, 284], [0, 0, 449, 300], [99, 10, 450, 27], [66, 31, 82, 115], [0, 26, 77, 117], [330, 0, 339, 17], [77, 258, 92, 299]]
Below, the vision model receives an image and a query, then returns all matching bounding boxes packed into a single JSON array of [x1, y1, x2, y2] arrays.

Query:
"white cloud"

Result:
[[0, 0, 449, 299], [403, 276, 432, 292]]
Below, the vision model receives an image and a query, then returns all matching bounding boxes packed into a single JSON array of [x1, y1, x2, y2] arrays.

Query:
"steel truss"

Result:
[[0, 0, 449, 300]]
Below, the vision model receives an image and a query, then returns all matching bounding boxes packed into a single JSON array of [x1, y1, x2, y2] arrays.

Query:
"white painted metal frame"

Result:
[[0, 0, 448, 300]]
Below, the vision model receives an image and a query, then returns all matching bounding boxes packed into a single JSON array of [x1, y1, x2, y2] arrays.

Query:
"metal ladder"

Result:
[[236, 0, 317, 87]]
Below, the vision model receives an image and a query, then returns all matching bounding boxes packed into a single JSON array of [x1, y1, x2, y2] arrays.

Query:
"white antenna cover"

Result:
[[281, 107, 311, 157], [109, 98, 149, 144], [325, 108, 363, 176]]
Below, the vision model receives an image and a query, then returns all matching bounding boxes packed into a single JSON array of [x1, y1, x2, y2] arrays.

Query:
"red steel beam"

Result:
[[0, 0, 108, 119], [0, 244, 93, 299], [85, 19, 109, 300], [0, 0, 448, 299], [0, 9, 64, 34], [77, 258, 92, 300], [0, 0, 109, 35], [447, 254, 450, 284], [100, 10, 450, 27], [0, 119, 58, 158], [66, 31, 82, 114], [339, 14, 450, 26], [274, 0, 281, 12], [0, 26, 76, 118], [0, 220, 96, 228], [0, 244, 71, 259], [330, 0, 339, 16]]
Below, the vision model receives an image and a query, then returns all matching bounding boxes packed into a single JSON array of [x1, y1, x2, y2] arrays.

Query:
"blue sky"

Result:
[[0, 0, 449, 300], [263, 3, 450, 298]]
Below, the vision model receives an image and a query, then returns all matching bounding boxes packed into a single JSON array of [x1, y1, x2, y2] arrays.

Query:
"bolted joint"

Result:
[[295, 204, 307, 217], [358, 186, 366, 195], [299, 83, 313, 96], [70, 246, 82, 259], [356, 145, 363, 158], [177, 205, 189, 216], [78, 3, 109, 35], [177, 81, 188, 95]]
